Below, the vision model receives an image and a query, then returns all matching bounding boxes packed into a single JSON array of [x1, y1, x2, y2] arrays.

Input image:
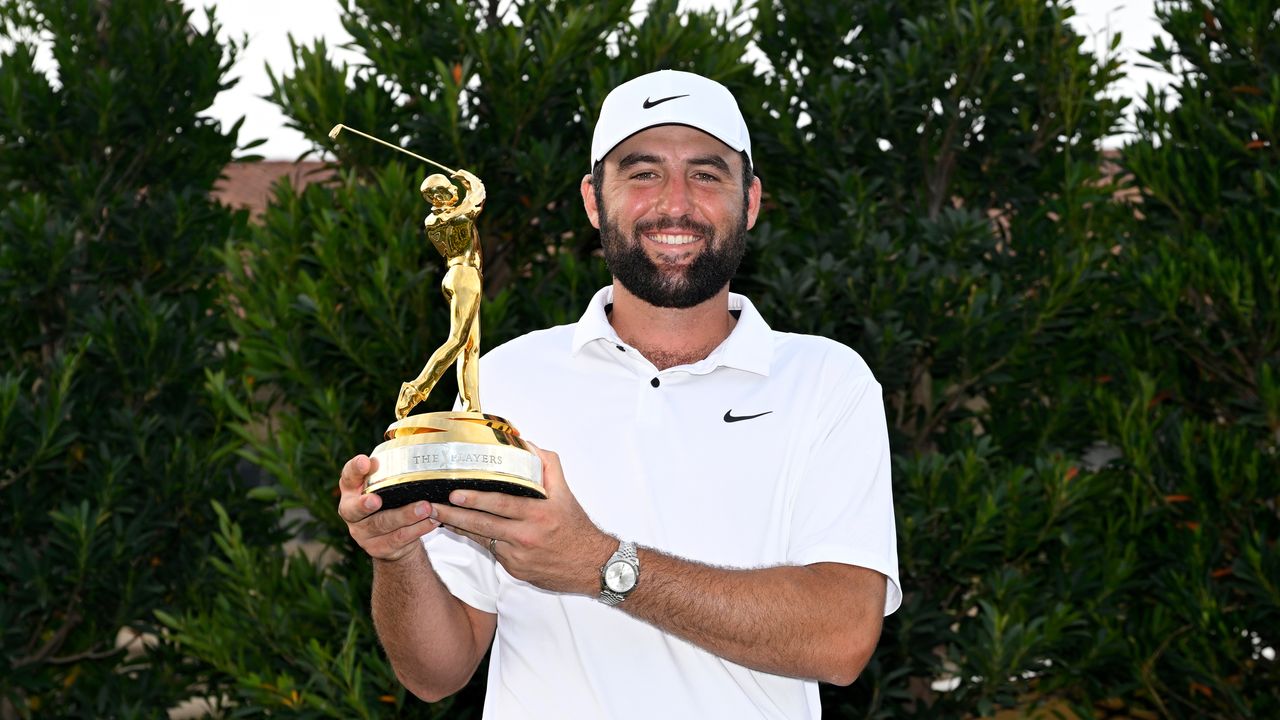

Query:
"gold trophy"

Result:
[[329, 124, 546, 508]]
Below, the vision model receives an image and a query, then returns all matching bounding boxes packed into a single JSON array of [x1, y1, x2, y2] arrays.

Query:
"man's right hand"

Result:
[[338, 454, 440, 562], [341, 454, 496, 702]]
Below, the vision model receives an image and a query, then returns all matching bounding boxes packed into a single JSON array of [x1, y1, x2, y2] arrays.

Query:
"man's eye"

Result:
[[631, 171, 657, 180]]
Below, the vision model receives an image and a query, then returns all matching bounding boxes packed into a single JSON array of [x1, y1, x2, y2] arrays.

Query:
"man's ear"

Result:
[[580, 173, 601, 229], [745, 175, 763, 231]]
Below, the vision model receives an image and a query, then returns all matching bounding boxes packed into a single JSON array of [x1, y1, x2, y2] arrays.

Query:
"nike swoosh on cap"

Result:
[[723, 410, 773, 423], [642, 94, 690, 109]]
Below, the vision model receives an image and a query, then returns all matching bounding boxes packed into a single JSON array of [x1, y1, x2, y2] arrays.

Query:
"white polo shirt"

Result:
[[424, 286, 900, 719]]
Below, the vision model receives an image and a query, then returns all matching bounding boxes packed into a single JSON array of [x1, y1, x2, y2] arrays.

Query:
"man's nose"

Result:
[[656, 174, 693, 217]]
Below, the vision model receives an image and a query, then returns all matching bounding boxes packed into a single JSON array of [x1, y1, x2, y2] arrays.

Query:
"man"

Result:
[[338, 70, 901, 719]]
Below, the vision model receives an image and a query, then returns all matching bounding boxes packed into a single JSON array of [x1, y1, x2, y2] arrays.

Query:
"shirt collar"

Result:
[[570, 286, 773, 376]]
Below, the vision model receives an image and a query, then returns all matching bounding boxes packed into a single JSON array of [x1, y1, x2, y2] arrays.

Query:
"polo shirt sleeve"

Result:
[[787, 373, 902, 616], [421, 527, 500, 613]]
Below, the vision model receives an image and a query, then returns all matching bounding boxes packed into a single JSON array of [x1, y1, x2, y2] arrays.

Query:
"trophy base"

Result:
[[366, 411, 545, 509], [373, 475, 548, 509]]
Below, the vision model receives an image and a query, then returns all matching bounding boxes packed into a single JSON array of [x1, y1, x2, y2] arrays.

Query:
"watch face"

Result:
[[605, 560, 637, 593]]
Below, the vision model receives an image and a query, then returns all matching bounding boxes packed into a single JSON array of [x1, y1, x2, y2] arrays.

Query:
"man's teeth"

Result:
[[649, 233, 699, 245]]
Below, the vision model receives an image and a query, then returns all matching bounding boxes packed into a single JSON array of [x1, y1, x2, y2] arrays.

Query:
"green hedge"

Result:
[[0, 0, 281, 715]]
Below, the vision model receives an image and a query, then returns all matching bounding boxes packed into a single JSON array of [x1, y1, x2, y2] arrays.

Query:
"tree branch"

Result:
[[12, 609, 82, 670]]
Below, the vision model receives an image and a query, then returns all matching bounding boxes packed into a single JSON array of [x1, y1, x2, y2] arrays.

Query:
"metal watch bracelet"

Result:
[[599, 540, 639, 606]]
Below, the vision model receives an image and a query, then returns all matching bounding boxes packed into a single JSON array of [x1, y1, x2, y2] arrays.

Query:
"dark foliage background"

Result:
[[1, 0, 1275, 717], [0, 0, 280, 716]]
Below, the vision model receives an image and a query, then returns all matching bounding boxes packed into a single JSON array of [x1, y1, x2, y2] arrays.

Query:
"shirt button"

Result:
[[616, 344, 626, 352], [650, 377, 660, 388]]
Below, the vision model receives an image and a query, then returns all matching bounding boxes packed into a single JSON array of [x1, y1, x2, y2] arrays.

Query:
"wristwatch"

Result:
[[599, 540, 640, 606]]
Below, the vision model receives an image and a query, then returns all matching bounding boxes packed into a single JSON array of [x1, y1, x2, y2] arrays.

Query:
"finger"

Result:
[[338, 488, 382, 524], [364, 499, 438, 536], [449, 487, 528, 519], [434, 503, 510, 541], [370, 514, 440, 561], [533, 447, 566, 496], [337, 455, 377, 523], [339, 454, 378, 494], [381, 510, 439, 549], [348, 500, 438, 558], [441, 524, 490, 553], [338, 456, 388, 523], [339, 455, 369, 493]]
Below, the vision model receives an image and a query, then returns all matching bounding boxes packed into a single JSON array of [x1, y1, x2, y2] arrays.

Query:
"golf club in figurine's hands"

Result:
[[329, 124, 546, 508]]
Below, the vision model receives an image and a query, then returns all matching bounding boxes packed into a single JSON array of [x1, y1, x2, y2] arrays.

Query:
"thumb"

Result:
[[530, 444, 566, 497], [339, 454, 379, 493]]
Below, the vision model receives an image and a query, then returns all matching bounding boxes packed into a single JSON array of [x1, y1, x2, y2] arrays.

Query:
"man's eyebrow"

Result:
[[615, 153, 732, 174], [617, 153, 663, 169], [689, 155, 732, 174]]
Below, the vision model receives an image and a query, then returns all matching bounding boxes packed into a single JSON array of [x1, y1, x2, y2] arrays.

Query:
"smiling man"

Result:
[[338, 70, 901, 719]]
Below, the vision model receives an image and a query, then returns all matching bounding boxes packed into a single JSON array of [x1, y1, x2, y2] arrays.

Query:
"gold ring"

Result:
[[488, 537, 497, 555]]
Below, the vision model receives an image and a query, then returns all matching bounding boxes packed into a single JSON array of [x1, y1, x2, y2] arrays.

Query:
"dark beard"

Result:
[[598, 208, 748, 309]]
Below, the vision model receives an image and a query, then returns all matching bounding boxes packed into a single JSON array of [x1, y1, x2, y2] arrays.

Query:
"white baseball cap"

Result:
[[590, 70, 752, 169]]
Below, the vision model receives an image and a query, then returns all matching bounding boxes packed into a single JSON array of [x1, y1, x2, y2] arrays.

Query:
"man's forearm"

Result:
[[428, 458, 887, 685], [620, 550, 885, 686], [371, 546, 493, 701]]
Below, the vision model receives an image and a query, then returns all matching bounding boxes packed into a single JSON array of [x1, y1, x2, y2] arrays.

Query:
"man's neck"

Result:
[[607, 281, 738, 371]]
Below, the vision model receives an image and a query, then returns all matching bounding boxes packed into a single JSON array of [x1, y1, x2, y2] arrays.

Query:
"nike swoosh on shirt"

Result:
[[723, 410, 773, 423], [642, 94, 690, 109]]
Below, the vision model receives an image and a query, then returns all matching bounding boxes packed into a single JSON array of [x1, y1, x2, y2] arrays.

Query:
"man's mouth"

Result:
[[646, 232, 701, 246], [636, 217, 714, 248]]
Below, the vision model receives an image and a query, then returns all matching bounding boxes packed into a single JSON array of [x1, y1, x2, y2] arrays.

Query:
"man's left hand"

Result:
[[433, 446, 615, 596]]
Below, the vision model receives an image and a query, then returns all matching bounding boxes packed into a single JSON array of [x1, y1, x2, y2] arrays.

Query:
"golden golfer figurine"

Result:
[[330, 124, 546, 508], [396, 169, 485, 418]]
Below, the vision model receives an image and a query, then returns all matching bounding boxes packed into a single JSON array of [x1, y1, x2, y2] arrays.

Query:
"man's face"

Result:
[[581, 125, 762, 309]]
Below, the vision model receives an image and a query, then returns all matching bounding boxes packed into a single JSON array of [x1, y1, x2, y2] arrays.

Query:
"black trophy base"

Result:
[[371, 477, 547, 510]]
